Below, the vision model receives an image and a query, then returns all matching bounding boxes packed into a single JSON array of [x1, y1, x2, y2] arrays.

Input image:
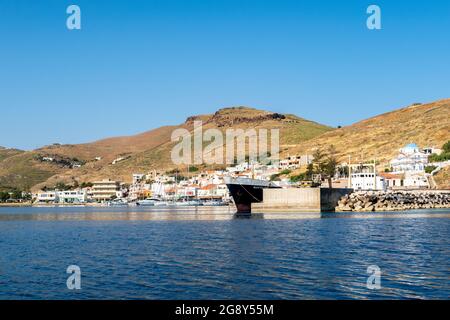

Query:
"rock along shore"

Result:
[[336, 190, 450, 212]]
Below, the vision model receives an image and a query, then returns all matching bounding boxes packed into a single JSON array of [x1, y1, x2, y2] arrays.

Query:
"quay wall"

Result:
[[252, 188, 353, 213]]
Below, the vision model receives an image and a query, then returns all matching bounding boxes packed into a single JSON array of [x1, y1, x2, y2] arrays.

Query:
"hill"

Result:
[[1, 107, 332, 191], [1, 99, 448, 191], [435, 167, 450, 189], [0, 147, 24, 162], [288, 99, 450, 169]]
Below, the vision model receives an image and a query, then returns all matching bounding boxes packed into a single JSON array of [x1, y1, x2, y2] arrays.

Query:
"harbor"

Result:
[[1, 205, 449, 300]]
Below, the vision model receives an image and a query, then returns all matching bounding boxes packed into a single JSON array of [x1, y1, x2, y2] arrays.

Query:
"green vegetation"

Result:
[[429, 140, 450, 162], [443, 141, 450, 153], [270, 173, 281, 181], [0, 191, 10, 202], [80, 182, 93, 188], [55, 182, 73, 191], [271, 169, 293, 181], [290, 173, 307, 183], [310, 146, 338, 188], [0, 189, 30, 202], [429, 153, 450, 162], [425, 165, 437, 174]]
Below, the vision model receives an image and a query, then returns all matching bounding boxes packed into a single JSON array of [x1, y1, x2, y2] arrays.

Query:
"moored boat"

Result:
[[224, 177, 280, 213]]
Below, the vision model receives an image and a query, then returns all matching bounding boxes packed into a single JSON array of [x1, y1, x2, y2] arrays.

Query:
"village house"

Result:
[[91, 179, 121, 202], [379, 172, 405, 189], [390, 143, 429, 173], [279, 155, 313, 170], [35, 189, 87, 204]]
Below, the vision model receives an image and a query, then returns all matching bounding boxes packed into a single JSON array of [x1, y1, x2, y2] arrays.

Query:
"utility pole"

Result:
[[348, 155, 352, 189]]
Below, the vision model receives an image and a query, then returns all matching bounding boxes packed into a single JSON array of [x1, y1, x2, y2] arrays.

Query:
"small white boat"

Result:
[[202, 200, 228, 207], [137, 198, 168, 206], [108, 199, 128, 207], [175, 200, 202, 207]]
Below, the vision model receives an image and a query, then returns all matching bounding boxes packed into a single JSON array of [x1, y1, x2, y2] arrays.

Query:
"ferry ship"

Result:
[[224, 177, 280, 213]]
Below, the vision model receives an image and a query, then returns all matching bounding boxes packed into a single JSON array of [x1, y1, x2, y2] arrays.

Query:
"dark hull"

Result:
[[226, 183, 278, 213]]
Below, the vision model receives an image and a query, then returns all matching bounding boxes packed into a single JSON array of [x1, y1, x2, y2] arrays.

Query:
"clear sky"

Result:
[[1, 0, 449, 150]]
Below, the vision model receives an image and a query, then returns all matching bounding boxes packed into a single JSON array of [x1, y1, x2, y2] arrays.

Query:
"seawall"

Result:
[[336, 190, 450, 212], [252, 188, 353, 213]]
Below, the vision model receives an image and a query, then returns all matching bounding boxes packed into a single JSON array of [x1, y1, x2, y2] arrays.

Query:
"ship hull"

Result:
[[225, 178, 280, 214]]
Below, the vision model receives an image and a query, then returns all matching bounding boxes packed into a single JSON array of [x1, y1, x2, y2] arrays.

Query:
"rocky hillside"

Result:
[[0, 107, 332, 191]]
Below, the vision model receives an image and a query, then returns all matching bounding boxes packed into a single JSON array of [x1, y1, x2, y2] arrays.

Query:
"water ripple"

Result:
[[0, 208, 449, 299]]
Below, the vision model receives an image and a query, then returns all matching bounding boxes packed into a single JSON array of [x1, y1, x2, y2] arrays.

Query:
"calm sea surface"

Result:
[[0, 206, 449, 300]]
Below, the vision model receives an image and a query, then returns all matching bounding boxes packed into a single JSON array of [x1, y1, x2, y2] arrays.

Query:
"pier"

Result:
[[252, 188, 353, 213]]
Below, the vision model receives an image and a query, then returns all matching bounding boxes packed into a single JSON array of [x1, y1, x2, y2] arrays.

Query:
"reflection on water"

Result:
[[0, 207, 449, 300], [0, 206, 449, 221]]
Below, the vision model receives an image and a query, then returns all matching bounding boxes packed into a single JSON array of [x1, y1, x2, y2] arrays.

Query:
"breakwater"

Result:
[[336, 190, 450, 212]]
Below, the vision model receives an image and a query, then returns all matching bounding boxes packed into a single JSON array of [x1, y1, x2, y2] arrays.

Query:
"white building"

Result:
[[36, 191, 58, 203], [91, 179, 121, 202], [35, 190, 87, 204], [350, 173, 386, 191], [57, 190, 87, 204], [403, 173, 429, 188], [390, 143, 429, 173]]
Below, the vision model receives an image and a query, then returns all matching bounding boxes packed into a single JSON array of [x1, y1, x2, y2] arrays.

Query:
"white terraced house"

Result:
[[390, 143, 429, 173]]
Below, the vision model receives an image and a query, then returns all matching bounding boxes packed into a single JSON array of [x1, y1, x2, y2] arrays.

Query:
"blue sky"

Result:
[[1, 0, 449, 150]]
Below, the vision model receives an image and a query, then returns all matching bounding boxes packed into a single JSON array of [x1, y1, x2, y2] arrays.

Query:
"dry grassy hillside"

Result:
[[0, 125, 182, 191], [288, 99, 450, 169], [0, 147, 23, 162], [33, 107, 332, 189], [2, 99, 448, 191], [435, 167, 450, 189]]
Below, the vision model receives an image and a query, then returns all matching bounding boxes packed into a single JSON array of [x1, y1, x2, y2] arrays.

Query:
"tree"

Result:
[[311, 146, 338, 188], [80, 182, 93, 188], [188, 166, 199, 173], [306, 162, 314, 180], [11, 189, 23, 200], [323, 146, 338, 188], [0, 192, 10, 202]]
